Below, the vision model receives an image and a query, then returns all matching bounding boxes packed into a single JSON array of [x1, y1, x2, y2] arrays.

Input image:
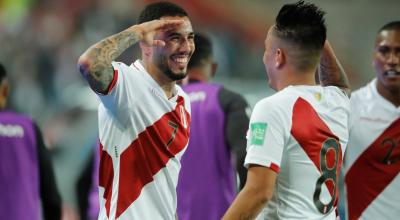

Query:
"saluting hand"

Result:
[[133, 19, 184, 47]]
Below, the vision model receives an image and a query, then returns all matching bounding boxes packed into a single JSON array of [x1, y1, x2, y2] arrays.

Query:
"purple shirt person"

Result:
[[177, 33, 249, 220], [0, 63, 61, 220]]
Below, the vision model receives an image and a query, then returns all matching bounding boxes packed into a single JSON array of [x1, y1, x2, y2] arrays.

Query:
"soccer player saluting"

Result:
[[223, 1, 350, 219], [78, 2, 193, 219]]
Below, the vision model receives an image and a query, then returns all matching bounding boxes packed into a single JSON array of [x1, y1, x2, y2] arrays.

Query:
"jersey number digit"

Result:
[[313, 138, 339, 214], [381, 137, 400, 165], [166, 121, 178, 147]]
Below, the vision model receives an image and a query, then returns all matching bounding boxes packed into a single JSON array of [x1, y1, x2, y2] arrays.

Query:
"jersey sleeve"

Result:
[[244, 99, 287, 173], [97, 62, 136, 120], [348, 92, 361, 130]]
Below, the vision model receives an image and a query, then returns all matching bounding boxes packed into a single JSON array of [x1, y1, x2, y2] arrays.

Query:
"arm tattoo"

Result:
[[318, 50, 350, 95], [80, 30, 141, 93]]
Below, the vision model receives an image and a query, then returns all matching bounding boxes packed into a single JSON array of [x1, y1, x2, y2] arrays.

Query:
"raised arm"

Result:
[[318, 41, 351, 95], [77, 19, 184, 93]]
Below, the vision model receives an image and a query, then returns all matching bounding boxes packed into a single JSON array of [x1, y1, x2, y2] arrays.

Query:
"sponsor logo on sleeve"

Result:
[[251, 123, 267, 146]]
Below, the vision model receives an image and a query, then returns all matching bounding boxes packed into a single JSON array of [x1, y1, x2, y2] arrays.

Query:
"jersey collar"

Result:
[[371, 78, 400, 111], [132, 60, 179, 101]]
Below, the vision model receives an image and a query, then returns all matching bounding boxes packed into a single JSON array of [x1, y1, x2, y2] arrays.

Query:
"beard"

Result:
[[157, 55, 188, 81], [163, 68, 187, 81]]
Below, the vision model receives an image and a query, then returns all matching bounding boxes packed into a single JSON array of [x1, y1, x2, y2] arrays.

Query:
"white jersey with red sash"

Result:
[[95, 60, 191, 219], [344, 79, 400, 220], [245, 85, 349, 220]]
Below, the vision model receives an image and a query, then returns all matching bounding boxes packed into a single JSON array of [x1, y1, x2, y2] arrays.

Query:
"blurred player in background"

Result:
[[177, 33, 249, 220], [0, 62, 61, 220], [343, 21, 400, 220]]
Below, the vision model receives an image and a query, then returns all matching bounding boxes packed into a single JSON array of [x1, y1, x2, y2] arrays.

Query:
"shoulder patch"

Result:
[[251, 123, 268, 146]]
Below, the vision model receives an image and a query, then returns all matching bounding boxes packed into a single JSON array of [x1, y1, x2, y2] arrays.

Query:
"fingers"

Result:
[[137, 19, 183, 35], [152, 40, 166, 47], [158, 19, 185, 27], [139, 19, 184, 47], [153, 19, 184, 31]]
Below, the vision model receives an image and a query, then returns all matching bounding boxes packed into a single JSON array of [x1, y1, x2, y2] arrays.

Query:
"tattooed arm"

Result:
[[78, 19, 184, 93], [318, 41, 351, 96], [222, 165, 276, 220]]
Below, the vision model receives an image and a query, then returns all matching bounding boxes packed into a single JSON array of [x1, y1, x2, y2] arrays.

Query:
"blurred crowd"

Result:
[[0, 0, 140, 118]]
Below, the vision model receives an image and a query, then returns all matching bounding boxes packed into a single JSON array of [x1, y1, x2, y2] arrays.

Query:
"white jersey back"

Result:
[[245, 85, 350, 220], [344, 79, 400, 220], [96, 60, 191, 219]]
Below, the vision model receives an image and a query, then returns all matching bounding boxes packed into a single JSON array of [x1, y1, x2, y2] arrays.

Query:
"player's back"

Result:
[[249, 85, 349, 220], [0, 111, 40, 220]]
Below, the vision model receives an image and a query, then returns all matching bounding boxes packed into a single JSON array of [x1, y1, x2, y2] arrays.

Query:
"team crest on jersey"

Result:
[[251, 123, 267, 146], [179, 105, 188, 129], [314, 92, 322, 101]]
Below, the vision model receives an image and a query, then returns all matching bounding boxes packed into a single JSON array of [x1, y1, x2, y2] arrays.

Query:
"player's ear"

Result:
[[211, 62, 218, 77], [275, 48, 285, 68], [0, 80, 9, 108], [0, 80, 9, 98]]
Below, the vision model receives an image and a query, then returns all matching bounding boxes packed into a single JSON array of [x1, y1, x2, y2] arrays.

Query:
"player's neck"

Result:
[[161, 82, 176, 99], [156, 74, 176, 99], [277, 70, 316, 91], [187, 70, 207, 83], [376, 81, 400, 107], [143, 61, 176, 99]]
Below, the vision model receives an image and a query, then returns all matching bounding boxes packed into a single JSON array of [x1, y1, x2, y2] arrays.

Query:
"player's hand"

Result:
[[132, 19, 184, 47]]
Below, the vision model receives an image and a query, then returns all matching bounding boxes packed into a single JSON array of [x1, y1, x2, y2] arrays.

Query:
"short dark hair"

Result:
[[273, 1, 326, 71], [138, 1, 188, 24], [378, 21, 400, 34], [188, 33, 212, 69], [0, 63, 6, 83]]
